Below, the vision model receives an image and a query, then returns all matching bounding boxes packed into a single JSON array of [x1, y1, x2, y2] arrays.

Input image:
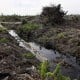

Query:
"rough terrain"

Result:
[[0, 27, 40, 80]]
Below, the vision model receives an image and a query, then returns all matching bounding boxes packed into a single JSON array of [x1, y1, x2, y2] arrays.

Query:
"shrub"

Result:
[[22, 23, 40, 31], [40, 4, 66, 25], [56, 32, 65, 39], [18, 23, 40, 41], [22, 19, 27, 24], [22, 52, 35, 59], [0, 27, 7, 33], [39, 61, 71, 80], [0, 38, 9, 43]]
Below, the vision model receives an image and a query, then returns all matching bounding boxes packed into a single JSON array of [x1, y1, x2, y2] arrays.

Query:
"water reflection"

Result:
[[8, 30, 80, 79]]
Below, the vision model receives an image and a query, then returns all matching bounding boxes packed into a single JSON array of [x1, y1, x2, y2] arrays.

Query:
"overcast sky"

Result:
[[0, 0, 80, 15]]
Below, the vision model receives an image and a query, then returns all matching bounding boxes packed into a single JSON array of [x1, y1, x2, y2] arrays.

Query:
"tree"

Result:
[[40, 4, 66, 25]]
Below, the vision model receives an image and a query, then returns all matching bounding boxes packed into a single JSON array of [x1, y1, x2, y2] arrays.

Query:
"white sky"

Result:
[[0, 0, 80, 15]]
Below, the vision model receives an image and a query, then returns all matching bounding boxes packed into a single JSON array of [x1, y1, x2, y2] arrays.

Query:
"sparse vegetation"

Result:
[[0, 27, 7, 33], [56, 32, 65, 39], [18, 22, 40, 41], [40, 61, 49, 79], [0, 14, 21, 22], [22, 23, 40, 31], [0, 38, 9, 43], [22, 52, 35, 59], [39, 61, 71, 80]]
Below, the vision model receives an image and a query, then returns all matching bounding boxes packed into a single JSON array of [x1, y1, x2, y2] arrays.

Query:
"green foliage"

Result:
[[18, 22, 40, 41], [53, 63, 61, 76], [0, 38, 9, 43], [0, 27, 7, 33], [39, 61, 71, 80], [22, 52, 35, 59], [40, 61, 49, 80], [56, 32, 65, 39], [53, 63, 71, 80], [22, 23, 40, 31]]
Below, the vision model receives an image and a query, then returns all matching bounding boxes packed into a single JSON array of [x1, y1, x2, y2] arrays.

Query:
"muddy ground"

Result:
[[0, 28, 40, 80]]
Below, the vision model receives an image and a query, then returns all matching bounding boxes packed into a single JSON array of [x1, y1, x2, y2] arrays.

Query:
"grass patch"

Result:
[[22, 52, 35, 59]]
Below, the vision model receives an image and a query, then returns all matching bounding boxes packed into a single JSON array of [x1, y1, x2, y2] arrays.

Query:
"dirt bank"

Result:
[[17, 25, 80, 60], [0, 28, 40, 80]]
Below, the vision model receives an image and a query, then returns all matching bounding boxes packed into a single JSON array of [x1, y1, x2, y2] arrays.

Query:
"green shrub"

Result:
[[56, 32, 65, 39], [18, 23, 40, 41], [0, 38, 9, 43], [22, 52, 35, 59], [22, 23, 40, 31], [40, 61, 49, 79], [0, 27, 7, 33], [39, 61, 71, 80]]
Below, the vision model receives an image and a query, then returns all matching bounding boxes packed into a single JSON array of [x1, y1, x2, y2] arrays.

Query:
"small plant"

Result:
[[22, 52, 35, 59], [0, 38, 9, 43], [40, 61, 49, 80], [52, 63, 71, 80], [22, 23, 40, 31], [18, 22, 40, 41], [39, 61, 71, 80], [0, 27, 7, 33], [57, 32, 65, 39]]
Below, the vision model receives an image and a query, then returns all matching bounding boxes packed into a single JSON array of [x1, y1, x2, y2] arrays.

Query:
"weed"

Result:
[[22, 23, 40, 31], [40, 61, 49, 80], [22, 52, 35, 59], [0, 38, 9, 43], [0, 27, 7, 33], [56, 32, 65, 39], [39, 61, 71, 80]]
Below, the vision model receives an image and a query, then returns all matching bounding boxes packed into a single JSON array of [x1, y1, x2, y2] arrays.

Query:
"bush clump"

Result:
[[0, 38, 9, 43], [22, 23, 40, 31], [22, 52, 35, 59], [40, 4, 66, 25], [0, 27, 7, 33], [18, 22, 40, 41], [56, 32, 65, 39]]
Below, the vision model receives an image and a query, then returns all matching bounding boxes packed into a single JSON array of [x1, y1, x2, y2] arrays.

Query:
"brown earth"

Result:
[[18, 25, 80, 59], [0, 29, 40, 80]]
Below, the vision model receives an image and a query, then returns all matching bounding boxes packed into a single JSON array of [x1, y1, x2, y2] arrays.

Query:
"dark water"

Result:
[[9, 30, 80, 79]]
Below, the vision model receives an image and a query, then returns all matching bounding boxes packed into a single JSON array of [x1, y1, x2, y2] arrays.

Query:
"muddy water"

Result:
[[8, 30, 80, 79]]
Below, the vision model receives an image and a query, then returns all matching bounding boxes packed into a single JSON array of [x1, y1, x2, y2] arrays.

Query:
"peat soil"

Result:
[[0, 29, 40, 80]]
